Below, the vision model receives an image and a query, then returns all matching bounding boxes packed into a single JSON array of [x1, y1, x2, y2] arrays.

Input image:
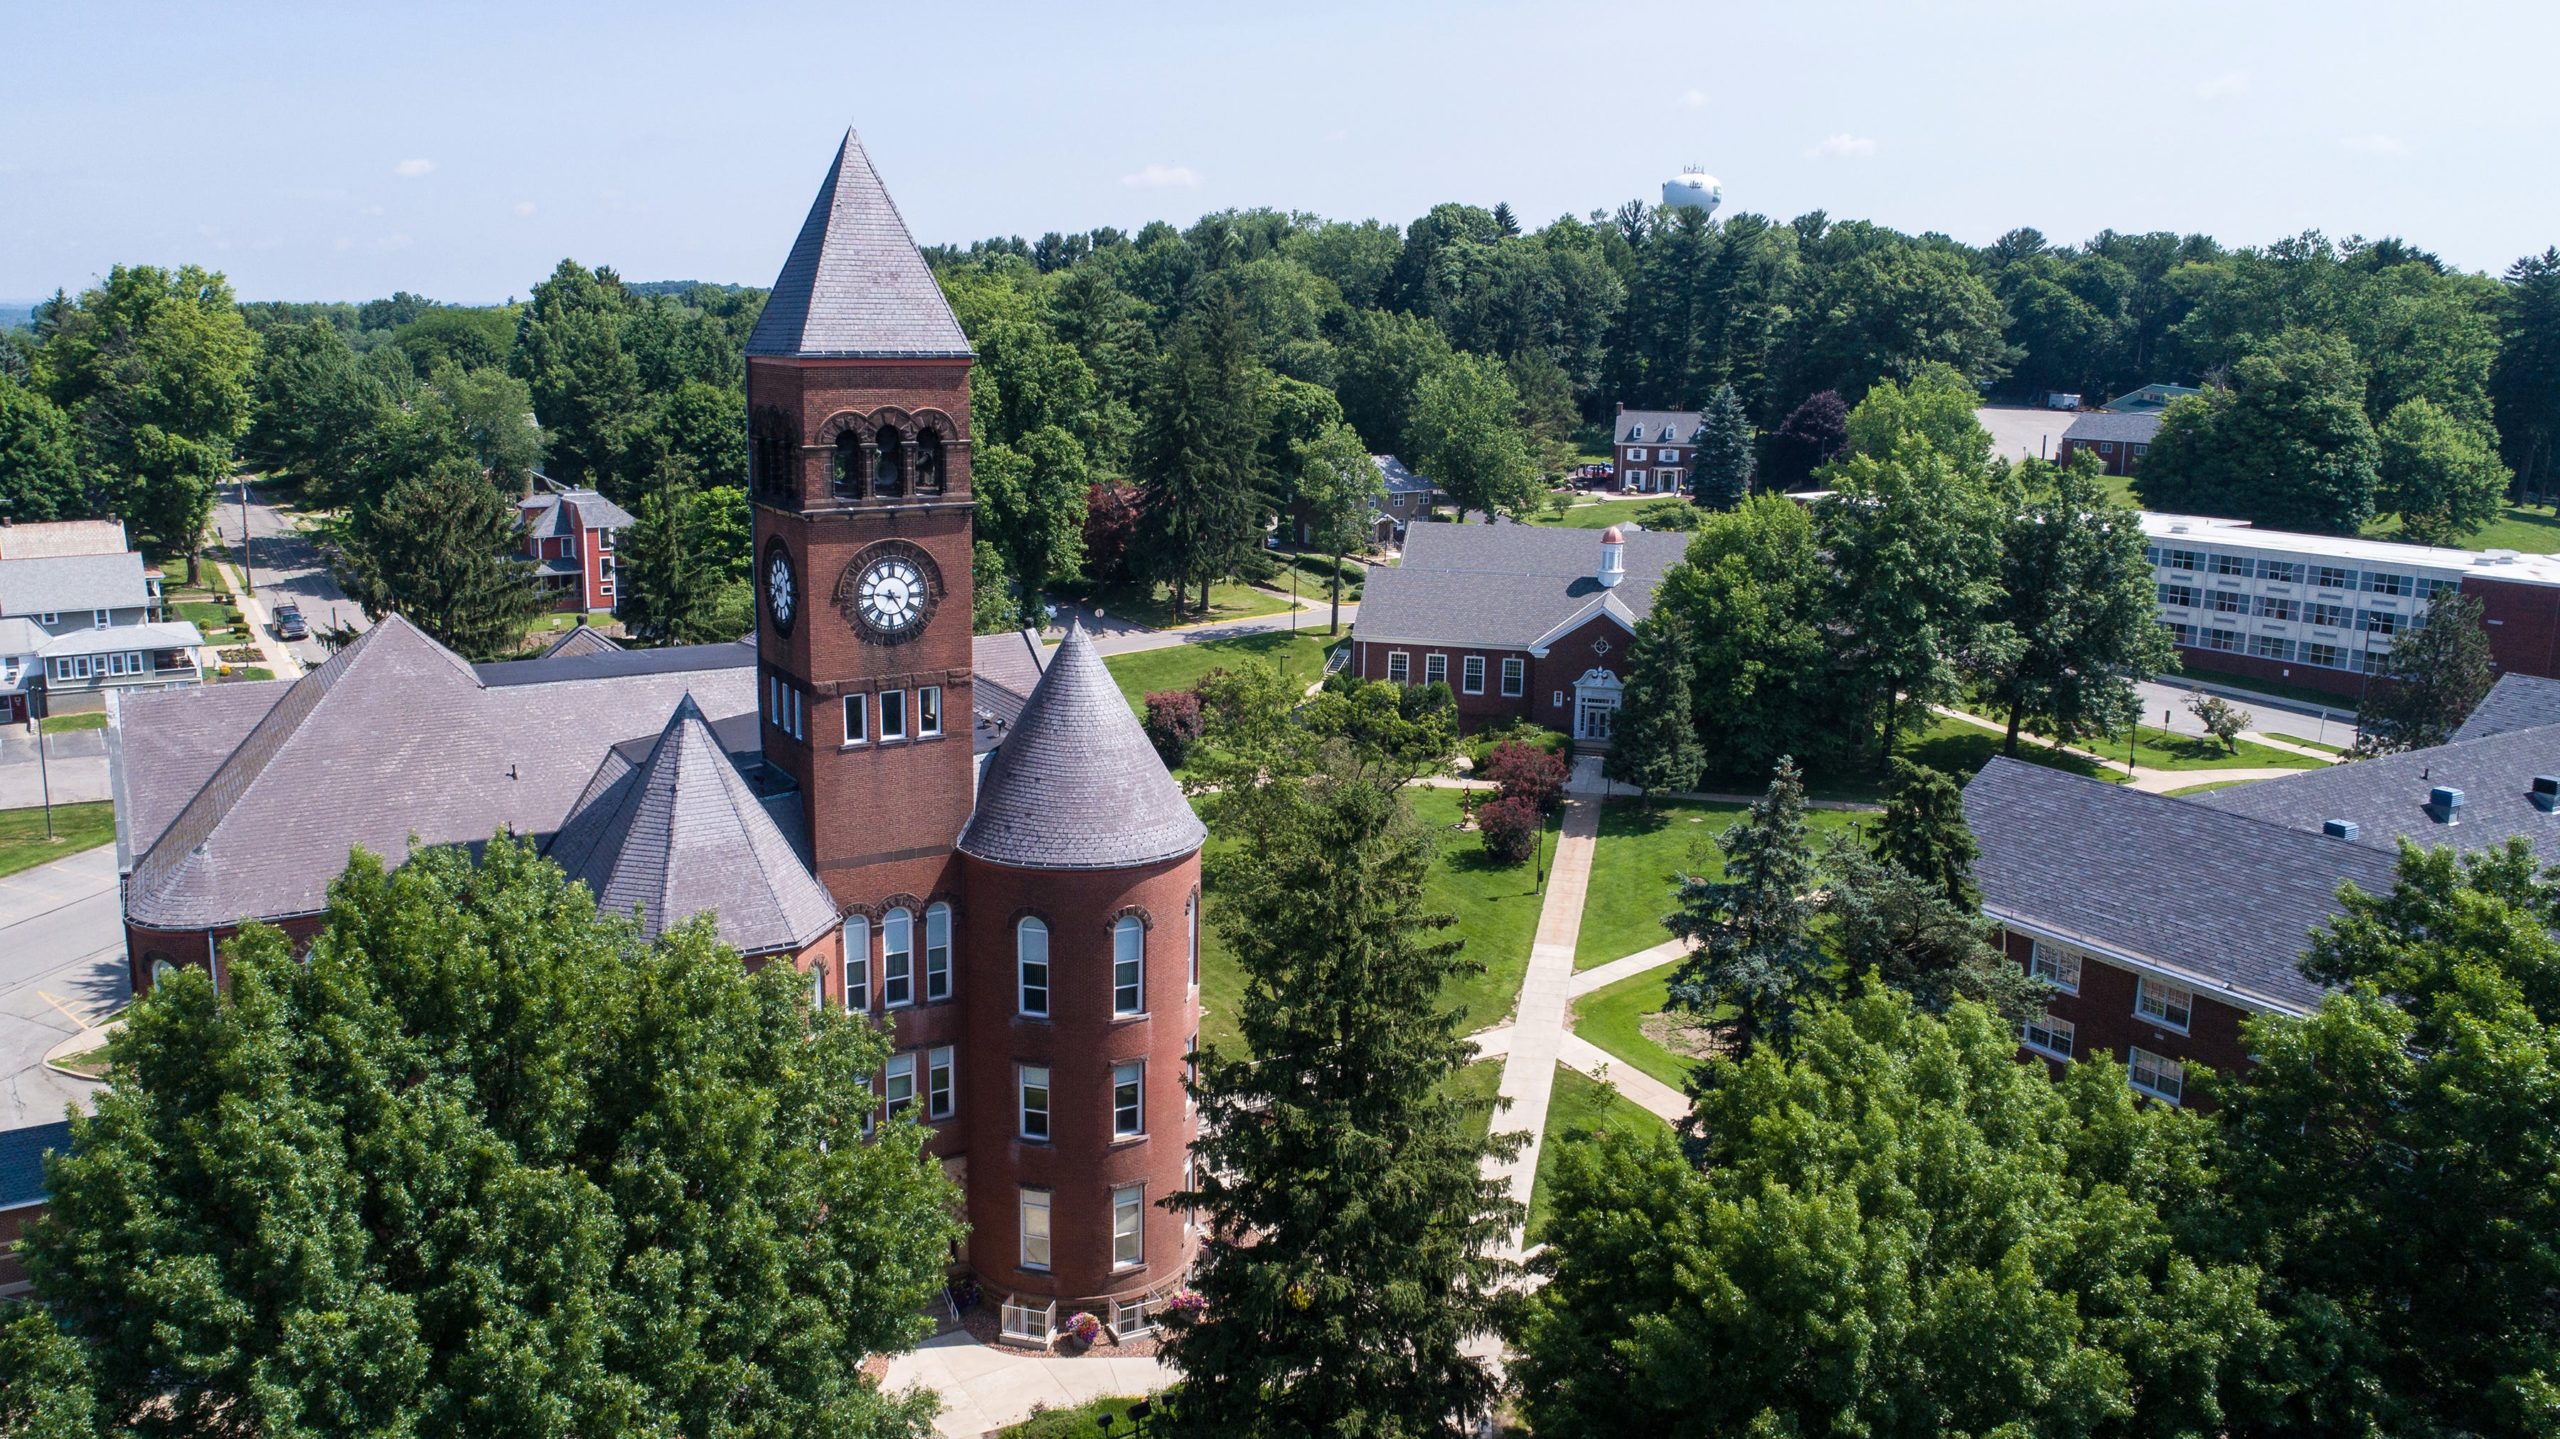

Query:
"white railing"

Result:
[[999, 1296, 1056, 1347], [1109, 1293, 1154, 1338]]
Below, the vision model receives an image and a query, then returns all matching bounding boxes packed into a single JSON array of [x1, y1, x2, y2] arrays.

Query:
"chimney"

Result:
[[2428, 786, 2465, 824], [1615, 401, 1625, 415], [1597, 526, 1626, 589]]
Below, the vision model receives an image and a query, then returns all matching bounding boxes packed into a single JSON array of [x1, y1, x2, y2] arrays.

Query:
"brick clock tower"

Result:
[[747, 132, 1203, 1332]]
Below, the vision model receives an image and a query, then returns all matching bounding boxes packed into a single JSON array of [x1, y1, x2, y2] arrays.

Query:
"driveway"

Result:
[[0, 847, 125, 1133], [212, 480, 367, 669], [1976, 405, 2074, 465]]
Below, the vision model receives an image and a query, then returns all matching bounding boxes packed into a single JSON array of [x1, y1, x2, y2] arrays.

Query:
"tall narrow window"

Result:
[[1113, 1061, 1144, 1138], [1386, 651, 1410, 684], [1423, 653, 1448, 687], [842, 693, 867, 746], [915, 429, 945, 493], [927, 1045, 955, 1120], [833, 433, 862, 496], [809, 963, 824, 1010], [843, 915, 871, 1012], [924, 903, 952, 1001], [1461, 655, 1485, 694], [1111, 1185, 1144, 1268], [1019, 1064, 1050, 1140], [1187, 892, 1199, 989], [917, 685, 942, 738], [1017, 918, 1050, 1017], [873, 433, 904, 497], [1021, 1189, 1052, 1270], [1112, 916, 1144, 1016], [880, 689, 908, 741], [884, 1053, 916, 1118], [1500, 657, 1525, 697], [882, 907, 914, 1007]]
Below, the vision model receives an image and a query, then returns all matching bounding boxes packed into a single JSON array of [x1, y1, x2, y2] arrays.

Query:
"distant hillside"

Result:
[[626, 279, 752, 299], [0, 299, 43, 330]]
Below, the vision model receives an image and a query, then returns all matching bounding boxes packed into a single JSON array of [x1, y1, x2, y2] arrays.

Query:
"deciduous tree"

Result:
[[1407, 351, 1537, 522], [2376, 396, 2510, 545], [0, 376, 87, 523], [1290, 421, 1382, 633], [2137, 328, 2381, 535], [2355, 591, 2492, 753], [1983, 453, 2175, 753]]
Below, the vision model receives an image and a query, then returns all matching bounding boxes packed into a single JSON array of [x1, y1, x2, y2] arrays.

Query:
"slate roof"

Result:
[[970, 628, 1049, 753], [1373, 455, 1435, 495], [536, 626, 626, 660], [1963, 757, 2397, 1015], [1615, 409, 1704, 444], [474, 637, 753, 688], [0, 519, 128, 560], [2453, 672, 2560, 742], [0, 552, 151, 616], [745, 130, 973, 361], [114, 616, 758, 928], [2103, 383, 2203, 412], [1353, 522, 1689, 649], [2191, 722, 2560, 865], [521, 487, 636, 536], [960, 623, 1203, 871], [0, 1120, 72, 1210], [545, 695, 838, 956], [2061, 410, 2164, 444]]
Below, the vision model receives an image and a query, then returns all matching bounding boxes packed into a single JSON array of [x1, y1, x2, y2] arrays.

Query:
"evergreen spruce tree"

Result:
[[1689, 382, 1755, 509], [615, 478, 728, 646], [1134, 299, 1266, 622], [336, 454, 545, 659], [2356, 592, 2494, 753], [1168, 763, 1519, 1439], [1602, 615, 1706, 804], [1822, 839, 2044, 1022], [1871, 759, 1980, 909], [1664, 758, 1827, 1059]]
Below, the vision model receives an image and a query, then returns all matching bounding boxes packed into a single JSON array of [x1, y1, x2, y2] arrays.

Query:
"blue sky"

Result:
[[4, 0, 2554, 303]]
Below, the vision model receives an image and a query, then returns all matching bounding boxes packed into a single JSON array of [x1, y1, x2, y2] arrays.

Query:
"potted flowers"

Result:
[[1164, 1289, 1206, 1321], [1062, 1310, 1102, 1348]]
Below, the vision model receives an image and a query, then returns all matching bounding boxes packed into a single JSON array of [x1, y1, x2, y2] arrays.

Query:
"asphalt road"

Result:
[[0, 847, 125, 1133], [212, 480, 367, 669], [2134, 675, 2359, 749]]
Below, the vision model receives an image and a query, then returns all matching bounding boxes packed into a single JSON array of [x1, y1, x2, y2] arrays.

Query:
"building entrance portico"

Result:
[[1572, 668, 1620, 743]]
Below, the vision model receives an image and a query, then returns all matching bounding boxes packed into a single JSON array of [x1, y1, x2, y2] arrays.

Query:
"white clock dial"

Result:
[[858, 557, 926, 634], [767, 552, 795, 627]]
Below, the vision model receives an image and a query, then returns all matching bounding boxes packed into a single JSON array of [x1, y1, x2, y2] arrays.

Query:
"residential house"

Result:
[[518, 478, 636, 613], [1285, 454, 1440, 550], [2102, 382, 2203, 412], [2057, 410, 2162, 477], [0, 539, 201, 723], [1349, 521, 1686, 743], [1612, 404, 1703, 495]]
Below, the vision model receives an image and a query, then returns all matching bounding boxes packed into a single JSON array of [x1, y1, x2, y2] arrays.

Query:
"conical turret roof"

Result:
[[745, 129, 973, 360], [960, 624, 1205, 871]]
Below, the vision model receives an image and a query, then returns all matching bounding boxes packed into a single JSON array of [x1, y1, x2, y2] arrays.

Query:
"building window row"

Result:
[[1018, 1184, 1147, 1273], [840, 903, 954, 1013], [1014, 1059, 1150, 1142], [842, 685, 941, 746], [1381, 648, 1525, 698], [2027, 939, 2081, 994], [2021, 1010, 2075, 1061], [767, 673, 805, 741], [879, 1043, 956, 1122], [2128, 1046, 2185, 1105], [1012, 914, 1147, 1019], [2146, 546, 2459, 601], [50, 652, 148, 681], [2134, 976, 2194, 1033]]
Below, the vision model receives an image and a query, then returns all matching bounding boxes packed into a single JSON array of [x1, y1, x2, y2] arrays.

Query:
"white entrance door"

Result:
[[1571, 666, 1622, 742]]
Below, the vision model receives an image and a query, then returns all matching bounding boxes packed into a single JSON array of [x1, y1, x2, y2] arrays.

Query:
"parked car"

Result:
[[272, 606, 308, 641]]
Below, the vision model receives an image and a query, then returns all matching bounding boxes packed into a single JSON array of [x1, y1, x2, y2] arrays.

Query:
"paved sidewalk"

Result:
[[1480, 755, 1606, 1259], [208, 558, 307, 680], [1557, 1034, 1688, 1124], [1569, 938, 1687, 998], [884, 1330, 1170, 1439]]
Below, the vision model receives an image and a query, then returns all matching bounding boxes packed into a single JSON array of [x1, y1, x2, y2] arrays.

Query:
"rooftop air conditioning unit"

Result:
[[2533, 776, 2560, 812], [2428, 786, 2465, 824], [2323, 818, 2360, 840]]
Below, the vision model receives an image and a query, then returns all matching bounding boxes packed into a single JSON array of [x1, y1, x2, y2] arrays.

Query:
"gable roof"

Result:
[[2191, 720, 2560, 865], [1352, 522, 1688, 650], [545, 695, 837, 956], [536, 626, 626, 660], [2061, 410, 2163, 444], [0, 519, 128, 560], [0, 552, 150, 616], [959, 623, 1203, 871], [1963, 757, 2396, 1015], [1615, 408, 1704, 444], [2103, 383, 2203, 412], [1372, 455, 1435, 495], [0, 1120, 72, 1211], [2454, 672, 2560, 742], [745, 129, 972, 361]]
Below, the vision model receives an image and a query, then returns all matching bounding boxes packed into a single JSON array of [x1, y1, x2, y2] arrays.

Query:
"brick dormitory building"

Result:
[[1963, 670, 2560, 1104], [100, 131, 1203, 1341]]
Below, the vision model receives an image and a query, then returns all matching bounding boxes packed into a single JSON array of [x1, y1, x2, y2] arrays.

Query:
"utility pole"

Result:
[[239, 479, 255, 595], [32, 685, 53, 841]]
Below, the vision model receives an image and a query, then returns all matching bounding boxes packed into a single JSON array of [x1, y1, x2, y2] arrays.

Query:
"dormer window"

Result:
[[1626, 424, 1642, 440], [1660, 424, 1676, 441]]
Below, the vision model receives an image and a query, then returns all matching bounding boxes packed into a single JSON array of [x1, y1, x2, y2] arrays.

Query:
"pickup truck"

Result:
[[272, 606, 309, 641]]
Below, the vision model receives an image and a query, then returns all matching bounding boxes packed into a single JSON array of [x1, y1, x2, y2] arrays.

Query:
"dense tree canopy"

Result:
[[2138, 329, 2381, 534]]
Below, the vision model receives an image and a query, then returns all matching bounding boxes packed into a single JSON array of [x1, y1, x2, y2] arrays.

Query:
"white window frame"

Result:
[[2128, 1047, 2185, 1105], [1625, 469, 1647, 488], [1627, 447, 1649, 462], [924, 902, 952, 1001], [1111, 1185, 1144, 1270], [2135, 976, 2194, 1033], [1017, 917, 1050, 1017], [1112, 915, 1145, 1017], [2027, 940, 2081, 995], [884, 1052, 916, 1119], [1500, 656, 1524, 697], [1019, 1063, 1051, 1140], [1386, 650, 1410, 684], [809, 962, 825, 1010], [843, 915, 871, 1012], [1461, 654, 1485, 695], [879, 688, 908, 742], [1112, 1060, 1145, 1139], [917, 684, 942, 738], [842, 693, 867, 746], [882, 907, 914, 1008], [2021, 1010, 2075, 1061], [91, 609, 109, 630], [37, 611, 58, 626], [927, 1044, 955, 1120], [1020, 1188, 1052, 1271], [1423, 653, 1448, 687]]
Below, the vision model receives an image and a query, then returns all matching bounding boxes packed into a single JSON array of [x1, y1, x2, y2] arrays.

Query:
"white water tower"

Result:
[[1663, 167, 1722, 217]]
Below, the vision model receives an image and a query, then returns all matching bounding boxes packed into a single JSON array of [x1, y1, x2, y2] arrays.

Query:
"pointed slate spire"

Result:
[[745, 129, 973, 360], [960, 623, 1206, 871]]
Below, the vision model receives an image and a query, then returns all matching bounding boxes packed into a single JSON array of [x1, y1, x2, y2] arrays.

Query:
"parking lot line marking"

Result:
[[36, 990, 95, 1030]]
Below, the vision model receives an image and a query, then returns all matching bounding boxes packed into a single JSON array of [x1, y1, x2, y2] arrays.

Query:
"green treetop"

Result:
[[2355, 590, 2493, 754], [335, 451, 545, 659], [1602, 614, 1706, 803], [1664, 758, 1828, 1059], [1407, 350, 1538, 523], [1983, 452, 2176, 754], [1688, 382, 1754, 509]]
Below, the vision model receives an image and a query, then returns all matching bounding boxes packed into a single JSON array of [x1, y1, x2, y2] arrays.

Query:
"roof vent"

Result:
[[2428, 785, 2465, 824], [2534, 776, 2560, 812], [2322, 818, 2360, 841]]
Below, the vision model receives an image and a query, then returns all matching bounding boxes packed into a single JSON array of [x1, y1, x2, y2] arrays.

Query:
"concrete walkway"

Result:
[[1078, 595, 1355, 658], [1479, 755, 1607, 1259], [1570, 938, 1689, 998], [1930, 704, 2331, 792], [884, 1330, 1171, 1439], [1557, 1034, 1689, 1124]]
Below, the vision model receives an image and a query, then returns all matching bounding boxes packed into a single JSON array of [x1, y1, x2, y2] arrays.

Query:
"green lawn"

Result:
[[999, 1396, 1154, 1437], [37, 712, 106, 735], [2369, 502, 2560, 554], [1529, 1066, 1672, 1239], [1197, 785, 1547, 1053], [1527, 496, 1658, 530], [1447, 1056, 1507, 1145], [1774, 712, 2123, 806], [1570, 967, 1704, 1092], [1101, 629, 1342, 716], [169, 598, 242, 643], [1087, 579, 1295, 631], [1575, 797, 1867, 970], [2163, 778, 2258, 797], [2115, 724, 2325, 772], [0, 802, 117, 879]]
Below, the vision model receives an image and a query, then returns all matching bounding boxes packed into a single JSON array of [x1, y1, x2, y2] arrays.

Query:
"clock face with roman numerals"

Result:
[[834, 541, 942, 645], [764, 543, 797, 634]]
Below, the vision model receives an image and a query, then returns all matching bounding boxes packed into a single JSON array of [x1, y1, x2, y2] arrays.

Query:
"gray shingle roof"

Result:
[[0, 552, 150, 616], [1372, 455, 1435, 495], [1353, 522, 1688, 649], [545, 695, 838, 957], [970, 628, 1048, 754], [959, 623, 1203, 871], [1614, 408, 1704, 444], [536, 626, 625, 660], [2191, 721, 2560, 865], [745, 130, 972, 361], [0, 1119, 72, 1210], [40, 620, 201, 657], [2061, 410, 2164, 444], [2453, 672, 2560, 742], [0, 519, 128, 560], [1963, 757, 2397, 1014]]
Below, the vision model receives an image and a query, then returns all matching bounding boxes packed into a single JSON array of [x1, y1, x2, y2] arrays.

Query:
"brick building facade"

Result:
[[1611, 404, 1703, 495]]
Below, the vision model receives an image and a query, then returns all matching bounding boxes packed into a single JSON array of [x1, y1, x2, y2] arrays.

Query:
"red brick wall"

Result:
[[2057, 437, 2140, 478], [2168, 643, 2364, 699], [2003, 930, 2264, 1108], [960, 850, 1201, 1308], [128, 914, 326, 994], [2460, 574, 2560, 680], [1354, 611, 1635, 737]]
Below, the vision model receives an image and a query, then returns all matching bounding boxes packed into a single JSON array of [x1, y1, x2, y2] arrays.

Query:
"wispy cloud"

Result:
[[2342, 133, 2413, 156], [374, 233, 413, 251], [2194, 71, 2249, 101], [1121, 163, 1201, 189], [1808, 132, 1877, 159], [513, 199, 538, 216], [1680, 88, 1708, 109], [393, 158, 434, 178]]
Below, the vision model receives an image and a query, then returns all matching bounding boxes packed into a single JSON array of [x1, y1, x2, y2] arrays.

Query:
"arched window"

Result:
[[1112, 915, 1145, 1017], [843, 914, 871, 1012], [882, 907, 914, 1007], [872, 429, 905, 498], [1187, 892, 1199, 989], [833, 433, 863, 498], [809, 961, 825, 1009], [925, 902, 953, 1001], [914, 429, 945, 493], [1017, 917, 1049, 1017], [146, 954, 177, 992]]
